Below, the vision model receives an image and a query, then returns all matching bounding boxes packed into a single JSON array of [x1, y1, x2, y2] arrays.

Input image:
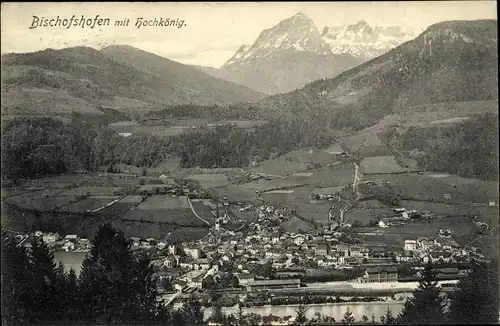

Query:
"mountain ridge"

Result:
[[321, 20, 416, 60], [256, 19, 497, 130], [1, 45, 266, 116]]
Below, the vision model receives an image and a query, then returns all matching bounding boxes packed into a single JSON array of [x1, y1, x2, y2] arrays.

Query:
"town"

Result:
[[11, 192, 488, 312]]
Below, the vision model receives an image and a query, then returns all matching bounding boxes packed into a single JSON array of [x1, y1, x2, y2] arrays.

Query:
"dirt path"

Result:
[[187, 196, 212, 226]]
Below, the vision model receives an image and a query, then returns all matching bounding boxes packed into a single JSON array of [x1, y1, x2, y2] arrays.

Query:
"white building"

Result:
[[378, 219, 390, 228], [293, 234, 306, 245], [64, 234, 78, 242], [404, 240, 418, 251], [184, 247, 202, 259], [42, 233, 60, 244]]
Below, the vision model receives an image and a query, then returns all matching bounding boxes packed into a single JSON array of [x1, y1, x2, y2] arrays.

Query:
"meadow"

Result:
[[185, 173, 229, 188], [360, 156, 415, 174], [303, 163, 354, 188], [137, 195, 189, 210], [120, 209, 204, 226], [250, 148, 339, 176], [363, 173, 498, 204]]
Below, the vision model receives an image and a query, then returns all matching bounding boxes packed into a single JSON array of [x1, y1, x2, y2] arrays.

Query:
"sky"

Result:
[[1, 1, 497, 68]]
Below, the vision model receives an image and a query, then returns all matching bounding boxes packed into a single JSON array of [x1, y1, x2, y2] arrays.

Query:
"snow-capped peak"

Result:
[[322, 20, 416, 59], [222, 12, 332, 69], [225, 45, 250, 66]]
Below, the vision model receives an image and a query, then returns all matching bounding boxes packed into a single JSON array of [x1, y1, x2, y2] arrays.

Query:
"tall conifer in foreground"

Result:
[[78, 223, 160, 324], [447, 259, 499, 324], [397, 261, 447, 325]]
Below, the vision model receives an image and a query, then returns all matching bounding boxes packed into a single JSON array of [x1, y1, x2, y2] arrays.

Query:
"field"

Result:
[[239, 179, 308, 192], [190, 200, 217, 222], [120, 209, 204, 226], [311, 186, 345, 196], [57, 197, 120, 214], [115, 220, 208, 240], [360, 156, 414, 174], [58, 186, 124, 197], [118, 195, 144, 204], [137, 195, 189, 210], [2, 187, 65, 200], [344, 207, 395, 225], [109, 119, 267, 138], [294, 202, 333, 222], [302, 163, 354, 188], [363, 173, 498, 204], [250, 148, 339, 176], [356, 145, 393, 157], [94, 202, 136, 216], [208, 185, 259, 203], [185, 174, 229, 188], [260, 185, 315, 207], [4, 195, 78, 212], [344, 199, 395, 225], [135, 184, 173, 194]]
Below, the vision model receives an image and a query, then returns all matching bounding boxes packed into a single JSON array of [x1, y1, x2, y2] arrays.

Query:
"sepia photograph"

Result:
[[1, 1, 498, 325]]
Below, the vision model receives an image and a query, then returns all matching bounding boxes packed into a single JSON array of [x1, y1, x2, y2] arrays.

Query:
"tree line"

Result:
[[1, 115, 335, 180], [2, 223, 498, 325]]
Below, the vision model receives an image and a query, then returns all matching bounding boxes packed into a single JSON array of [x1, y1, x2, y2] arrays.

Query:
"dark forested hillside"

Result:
[[379, 113, 499, 181]]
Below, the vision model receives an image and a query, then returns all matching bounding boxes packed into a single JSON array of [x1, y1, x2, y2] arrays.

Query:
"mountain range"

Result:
[[1, 17, 496, 127], [321, 20, 416, 60], [257, 19, 498, 129], [196, 13, 416, 94], [1, 45, 265, 116]]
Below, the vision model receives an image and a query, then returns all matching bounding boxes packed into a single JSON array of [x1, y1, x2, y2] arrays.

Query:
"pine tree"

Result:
[[236, 302, 246, 326], [79, 223, 160, 324], [180, 298, 206, 325], [64, 268, 81, 321], [1, 232, 35, 324], [397, 261, 447, 324], [211, 298, 225, 324], [380, 308, 396, 324], [342, 308, 356, 324], [28, 238, 67, 323], [447, 260, 499, 324], [294, 303, 308, 325]]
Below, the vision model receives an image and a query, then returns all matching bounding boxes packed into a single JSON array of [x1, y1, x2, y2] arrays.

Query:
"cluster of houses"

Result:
[[30, 231, 92, 252], [377, 207, 418, 228], [145, 218, 406, 293], [400, 235, 485, 264], [254, 204, 294, 224]]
